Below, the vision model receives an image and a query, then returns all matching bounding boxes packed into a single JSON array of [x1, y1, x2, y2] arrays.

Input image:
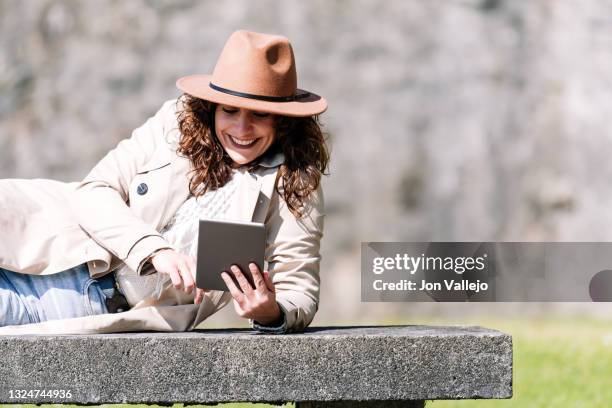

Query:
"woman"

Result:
[[0, 30, 328, 334]]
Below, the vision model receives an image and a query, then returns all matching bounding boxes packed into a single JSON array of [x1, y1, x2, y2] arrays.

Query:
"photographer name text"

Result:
[[373, 279, 488, 292]]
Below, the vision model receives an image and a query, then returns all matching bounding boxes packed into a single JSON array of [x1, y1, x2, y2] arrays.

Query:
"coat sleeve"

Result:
[[71, 100, 177, 274], [264, 183, 325, 332]]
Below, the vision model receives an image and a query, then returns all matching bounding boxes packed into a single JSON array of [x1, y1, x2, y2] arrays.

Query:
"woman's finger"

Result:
[[221, 271, 244, 301], [230, 265, 253, 293], [168, 268, 183, 289], [189, 256, 197, 279], [194, 288, 205, 305], [249, 263, 266, 291], [178, 258, 195, 294], [263, 270, 275, 293]]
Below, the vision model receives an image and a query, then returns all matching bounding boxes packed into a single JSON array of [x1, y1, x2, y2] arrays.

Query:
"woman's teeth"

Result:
[[230, 136, 256, 146]]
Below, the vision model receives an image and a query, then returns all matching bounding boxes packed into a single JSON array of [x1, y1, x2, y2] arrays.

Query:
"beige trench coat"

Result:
[[0, 99, 324, 334]]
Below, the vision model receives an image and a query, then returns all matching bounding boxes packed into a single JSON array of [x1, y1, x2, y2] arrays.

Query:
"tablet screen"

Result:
[[196, 219, 265, 291]]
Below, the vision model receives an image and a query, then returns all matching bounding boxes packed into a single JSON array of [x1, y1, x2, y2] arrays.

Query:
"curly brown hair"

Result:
[[175, 93, 329, 218]]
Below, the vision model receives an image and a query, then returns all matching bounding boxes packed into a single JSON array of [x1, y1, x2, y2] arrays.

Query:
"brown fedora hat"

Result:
[[176, 30, 327, 117]]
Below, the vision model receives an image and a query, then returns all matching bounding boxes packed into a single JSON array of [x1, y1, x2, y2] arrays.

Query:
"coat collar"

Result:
[[257, 151, 285, 168]]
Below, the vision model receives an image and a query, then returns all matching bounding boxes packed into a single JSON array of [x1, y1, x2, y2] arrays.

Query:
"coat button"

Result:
[[137, 183, 148, 195]]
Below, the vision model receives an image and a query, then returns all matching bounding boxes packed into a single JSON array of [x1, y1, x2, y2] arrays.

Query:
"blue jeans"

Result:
[[0, 264, 112, 327]]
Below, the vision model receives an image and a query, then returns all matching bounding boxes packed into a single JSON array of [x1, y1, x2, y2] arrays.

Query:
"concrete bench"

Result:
[[0, 325, 512, 407]]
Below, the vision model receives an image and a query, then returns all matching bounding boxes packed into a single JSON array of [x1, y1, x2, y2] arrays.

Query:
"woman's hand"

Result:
[[221, 263, 282, 326], [150, 249, 207, 304]]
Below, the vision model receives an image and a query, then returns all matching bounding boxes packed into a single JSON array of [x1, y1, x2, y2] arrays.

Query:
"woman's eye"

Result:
[[253, 112, 270, 118], [222, 107, 238, 114]]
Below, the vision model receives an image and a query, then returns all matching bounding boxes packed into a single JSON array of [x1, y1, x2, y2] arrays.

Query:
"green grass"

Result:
[[2, 318, 610, 407]]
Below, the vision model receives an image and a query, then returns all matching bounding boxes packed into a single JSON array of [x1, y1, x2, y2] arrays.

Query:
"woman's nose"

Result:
[[234, 112, 253, 136]]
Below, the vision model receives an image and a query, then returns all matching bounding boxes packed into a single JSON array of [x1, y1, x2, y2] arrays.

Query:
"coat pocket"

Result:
[[136, 160, 171, 175]]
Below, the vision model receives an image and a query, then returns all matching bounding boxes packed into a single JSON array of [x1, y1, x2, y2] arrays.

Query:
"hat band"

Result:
[[209, 82, 309, 103]]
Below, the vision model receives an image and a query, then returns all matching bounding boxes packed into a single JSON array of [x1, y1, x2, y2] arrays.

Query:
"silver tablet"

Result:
[[196, 218, 265, 291]]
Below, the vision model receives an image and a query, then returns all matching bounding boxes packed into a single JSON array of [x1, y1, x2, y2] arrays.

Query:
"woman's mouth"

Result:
[[229, 135, 258, 149]]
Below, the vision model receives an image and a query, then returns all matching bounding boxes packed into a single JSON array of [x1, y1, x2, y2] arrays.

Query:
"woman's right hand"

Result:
[[150, 249, 207, 304]]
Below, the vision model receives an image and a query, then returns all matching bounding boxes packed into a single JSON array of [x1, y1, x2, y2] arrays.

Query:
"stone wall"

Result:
[[2, 0, 612, 323]]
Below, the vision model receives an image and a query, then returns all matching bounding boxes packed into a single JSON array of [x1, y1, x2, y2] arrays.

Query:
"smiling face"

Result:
[[214, 104, 276, 166]]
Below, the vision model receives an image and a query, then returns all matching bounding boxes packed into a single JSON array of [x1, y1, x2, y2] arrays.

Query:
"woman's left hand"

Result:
[[221, 263, 282, 326]]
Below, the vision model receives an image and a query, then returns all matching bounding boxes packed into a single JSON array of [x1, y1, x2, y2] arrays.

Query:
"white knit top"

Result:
[[115, 168, 247, 306]]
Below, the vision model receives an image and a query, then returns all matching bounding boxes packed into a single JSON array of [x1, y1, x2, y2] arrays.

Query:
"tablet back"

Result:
[[196, 219, 265, 291]]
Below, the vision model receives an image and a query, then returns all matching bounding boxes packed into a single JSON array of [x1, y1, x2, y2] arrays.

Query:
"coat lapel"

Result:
[[225, 166, 279, 223], [233, 150, 283, 223], [155, 154, 192, 229]]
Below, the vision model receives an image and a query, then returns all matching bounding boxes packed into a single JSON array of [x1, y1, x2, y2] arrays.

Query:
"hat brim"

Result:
[[176, 74, 327, 117]]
